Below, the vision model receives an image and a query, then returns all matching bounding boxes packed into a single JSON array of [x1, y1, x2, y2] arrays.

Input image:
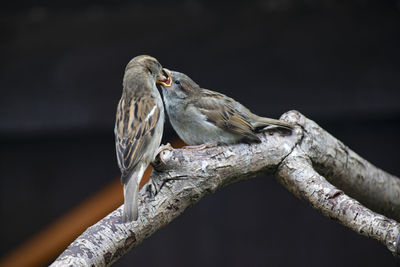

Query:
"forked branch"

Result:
[[51, 110, 400, 266]]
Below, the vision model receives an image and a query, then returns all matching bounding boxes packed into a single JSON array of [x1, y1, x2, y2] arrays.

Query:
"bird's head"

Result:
[[126, 55, 172, 86], [158, 69, 201, 99]]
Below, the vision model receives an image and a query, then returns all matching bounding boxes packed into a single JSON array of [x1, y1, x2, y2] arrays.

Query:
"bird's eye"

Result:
[[175, 80, 181, 85], [147, 67, 153, 75]]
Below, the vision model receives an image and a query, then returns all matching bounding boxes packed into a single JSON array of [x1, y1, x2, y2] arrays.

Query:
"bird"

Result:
[[158, 69, 293, 147], [115, 55, 171, 222]]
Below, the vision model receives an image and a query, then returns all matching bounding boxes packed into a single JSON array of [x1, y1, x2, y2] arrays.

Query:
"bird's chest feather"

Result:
[[166, 101, 239, 145]]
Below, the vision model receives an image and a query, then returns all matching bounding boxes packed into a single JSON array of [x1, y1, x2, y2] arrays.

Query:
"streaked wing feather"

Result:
[[115, 95, 160, 184], [194, 90, 260, 142]]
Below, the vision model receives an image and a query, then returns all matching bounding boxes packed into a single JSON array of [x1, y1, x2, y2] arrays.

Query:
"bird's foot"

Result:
[[156, 143, 174, 155], [151, 143, 174, 171], [145, 178, 159, 198], [183, 143, 216, 150]]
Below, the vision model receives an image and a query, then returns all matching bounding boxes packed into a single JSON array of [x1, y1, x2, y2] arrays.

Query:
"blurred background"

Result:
[[1, 0, 400, 266]]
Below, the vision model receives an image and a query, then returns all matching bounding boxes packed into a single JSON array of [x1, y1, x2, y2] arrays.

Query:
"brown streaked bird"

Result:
[[115, 55, 171, 222], [158, 69, 293, 147]]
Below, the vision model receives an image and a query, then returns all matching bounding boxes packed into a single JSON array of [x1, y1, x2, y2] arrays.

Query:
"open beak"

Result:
[[156, 68, 172, 87]]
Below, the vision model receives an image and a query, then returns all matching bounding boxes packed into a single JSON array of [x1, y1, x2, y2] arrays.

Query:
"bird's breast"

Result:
[[167, 104, 240, 145]]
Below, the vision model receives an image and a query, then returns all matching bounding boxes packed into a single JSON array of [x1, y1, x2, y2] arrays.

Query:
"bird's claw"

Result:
[[183, 143, 216, 150], [156, 143, 174, 155], [145, 180, 159, 198], [151, 143, 174, 170]]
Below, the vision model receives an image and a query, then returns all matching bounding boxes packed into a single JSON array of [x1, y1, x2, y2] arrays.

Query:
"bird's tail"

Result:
[[251, 115, 294, 131], [122, 166, 146, 222]]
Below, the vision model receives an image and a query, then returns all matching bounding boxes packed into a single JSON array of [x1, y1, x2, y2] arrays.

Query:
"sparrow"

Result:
[[158, 69, 293, 146], [115, 55, 171, 222]]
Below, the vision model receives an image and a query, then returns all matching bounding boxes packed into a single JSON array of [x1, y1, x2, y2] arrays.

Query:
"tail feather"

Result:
[[123, 177, 139, 222], [251, 116, 293, 131], [122, 165, 146, 222]]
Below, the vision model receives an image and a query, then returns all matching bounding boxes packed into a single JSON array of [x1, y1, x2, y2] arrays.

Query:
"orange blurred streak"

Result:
[[0, 179, 124, 267], [0, 139, 185, 267]]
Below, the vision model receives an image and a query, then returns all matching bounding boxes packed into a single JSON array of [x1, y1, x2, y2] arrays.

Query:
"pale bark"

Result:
[[282, 111, 400, 221], [51, 110, 400, 267]]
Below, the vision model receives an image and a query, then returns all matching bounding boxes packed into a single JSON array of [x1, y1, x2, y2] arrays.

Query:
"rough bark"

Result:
[[281, 111, 400, 221], [50, 110, 400, 267]]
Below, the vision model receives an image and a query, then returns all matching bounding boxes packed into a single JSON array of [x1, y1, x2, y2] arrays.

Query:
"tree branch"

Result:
[[50, 110, 400, 266], [276, 148, 400, 254], [282, 111, 400, 221]]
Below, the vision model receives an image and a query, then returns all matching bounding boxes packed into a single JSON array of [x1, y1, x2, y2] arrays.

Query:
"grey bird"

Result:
[[158, 69, 293, 146], [115, 55, 171, 222]]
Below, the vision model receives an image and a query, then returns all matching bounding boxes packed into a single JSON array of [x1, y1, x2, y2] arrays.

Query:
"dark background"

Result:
[[1, 0, 400, 266]]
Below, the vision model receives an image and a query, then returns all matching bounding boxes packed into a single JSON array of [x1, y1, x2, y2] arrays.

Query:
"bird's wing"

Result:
[[115, 94, 160, 184], [193, 89, 260, 143]]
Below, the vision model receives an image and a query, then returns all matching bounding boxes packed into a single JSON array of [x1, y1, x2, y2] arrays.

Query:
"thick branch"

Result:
[[276, 148, 400, 254], [281, 111, 400, 221], [51, 111, 400, 266]]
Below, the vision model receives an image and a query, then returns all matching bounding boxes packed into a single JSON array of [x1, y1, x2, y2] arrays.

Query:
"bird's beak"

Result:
[[156, 68, 172, 87]]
